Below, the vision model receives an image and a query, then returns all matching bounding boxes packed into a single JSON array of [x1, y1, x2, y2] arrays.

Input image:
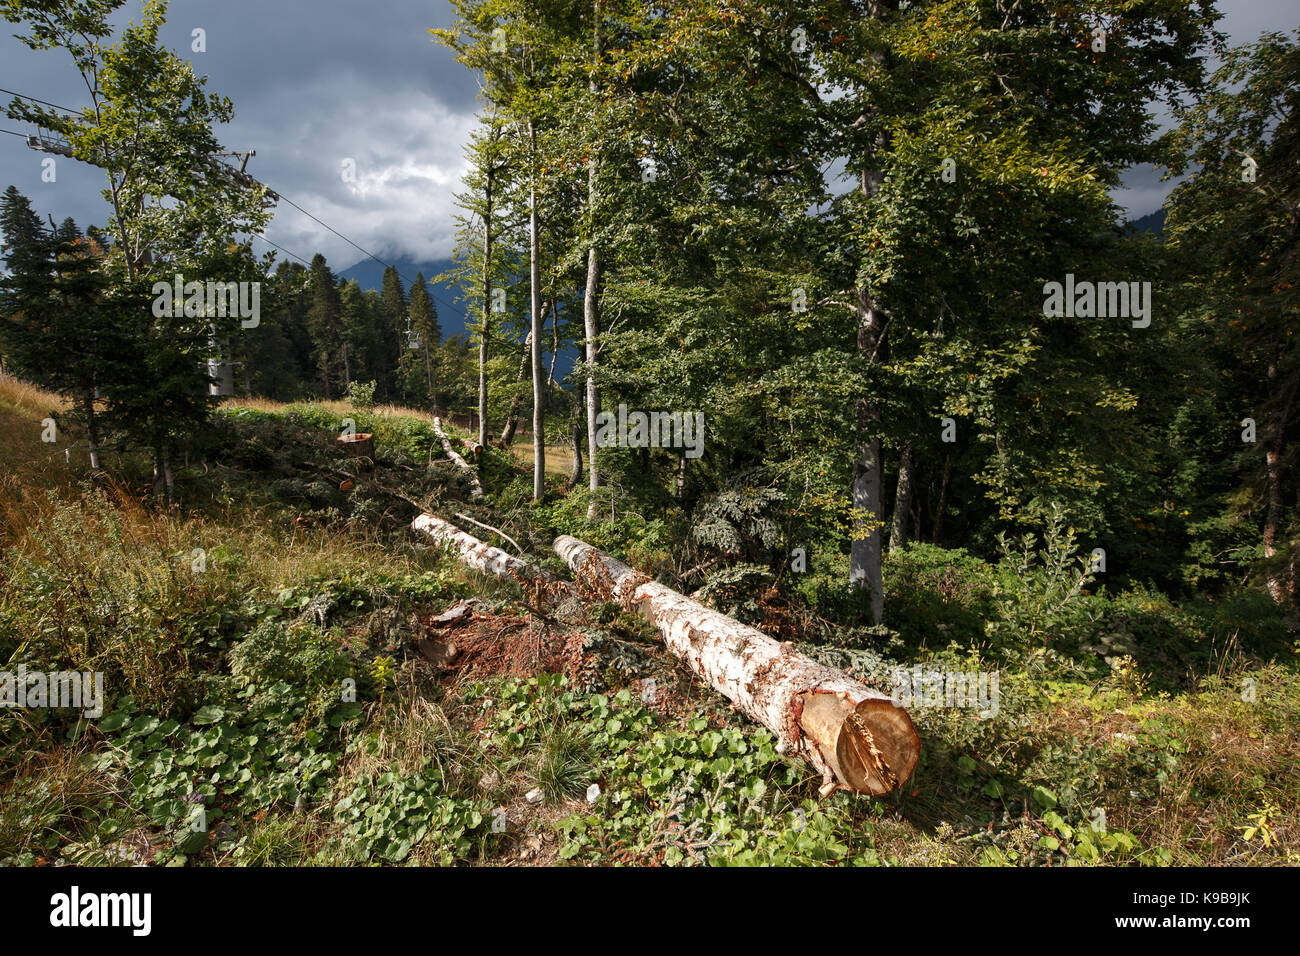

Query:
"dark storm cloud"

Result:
[[2, 0, 1298, 266], [2, 0, 478, 268], [1115, 164, 1187, 221]]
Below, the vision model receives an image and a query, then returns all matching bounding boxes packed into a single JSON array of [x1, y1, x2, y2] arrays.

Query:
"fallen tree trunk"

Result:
[[411, 513, 919, 795], [411, 514, 565, 587], [553, 535, 919, 795], [432, 417, 485, 501]]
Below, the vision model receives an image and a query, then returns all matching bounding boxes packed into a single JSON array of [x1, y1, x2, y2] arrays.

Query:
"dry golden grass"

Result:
[[0, 472, 432, 595], [0, 374, 67, 418], [510, 440, 574, 476], [0, 379, 76, 491], [220, 396, 441, 425]]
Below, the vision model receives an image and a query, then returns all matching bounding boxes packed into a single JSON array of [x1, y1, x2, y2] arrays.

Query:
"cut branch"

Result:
[[453, 511, 523, 555]]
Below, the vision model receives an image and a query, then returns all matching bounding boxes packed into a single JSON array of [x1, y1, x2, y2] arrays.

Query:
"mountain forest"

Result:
[[0, 0, 1297, 875]]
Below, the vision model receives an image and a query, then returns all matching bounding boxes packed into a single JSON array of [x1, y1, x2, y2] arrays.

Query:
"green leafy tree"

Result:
[[1166, 28, 1300, 603], [3, 0, 274, 496]]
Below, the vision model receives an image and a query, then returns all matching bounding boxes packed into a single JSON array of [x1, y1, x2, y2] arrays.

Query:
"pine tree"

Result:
[[0, 185, 47, 379], [378, 264, 408, 400], [0, 194, 123, 469], [408, 273, 441, 412], [305, 253, 343, 398]]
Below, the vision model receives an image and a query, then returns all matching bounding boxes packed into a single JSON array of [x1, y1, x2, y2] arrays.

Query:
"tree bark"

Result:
[[568, 416, 583, 492], [433, 417, 485, 500], [584, 4, 604, 520], [479, 151, 495, 451], [851, 295, 885, 624], [81, 391, 101, 470], [889, 445, 914, 553], [1264, 448, 1283, 602], [412, 514, 562, 585], [849, 16, 890, 623], [850, 157, 886, 623], [584, 247, 602, 519], [423, 339, 436, 415], [499, 330, 532, 446], [529, 118, 545, 501], [553, 534, 919, 794], [1262, 356, 1294, 604]]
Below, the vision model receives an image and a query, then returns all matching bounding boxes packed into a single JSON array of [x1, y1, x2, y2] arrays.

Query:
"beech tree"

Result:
[[1165, 28, 1300, 602], [4, 0, 272, 496]]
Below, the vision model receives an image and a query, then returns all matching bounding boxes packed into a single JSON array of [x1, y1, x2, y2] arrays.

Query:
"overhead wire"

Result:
[[1, 82, 463, 320]]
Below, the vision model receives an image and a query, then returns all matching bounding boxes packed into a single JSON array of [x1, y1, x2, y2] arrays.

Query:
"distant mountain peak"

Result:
[[1127, 209, 1166, 235]]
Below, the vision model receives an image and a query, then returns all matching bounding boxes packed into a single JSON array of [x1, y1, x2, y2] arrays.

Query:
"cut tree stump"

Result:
[[336, 432, 374, 461], [552, 535, 920, 795], [432, 417, 485, 500]]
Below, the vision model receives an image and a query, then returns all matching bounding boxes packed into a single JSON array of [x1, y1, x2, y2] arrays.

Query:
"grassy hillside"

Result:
[[1, 377, 1295, 866]]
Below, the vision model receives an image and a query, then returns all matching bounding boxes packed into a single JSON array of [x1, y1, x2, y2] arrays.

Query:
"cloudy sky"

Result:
[[1, 0, 1297, 272]]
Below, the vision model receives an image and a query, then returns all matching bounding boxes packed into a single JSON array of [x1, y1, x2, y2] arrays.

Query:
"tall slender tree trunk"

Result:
[[932, 452, 952, 543], [1291, 485, 1300, 603], [1262, 356, 1294, 604], [424, 344, 436, 415], [568, 415, 583, 492], [499, 331, 532, 446], [82, 391, 101, 470], [584, 246, 602, 519], [479, 164, 494, 450], [889, 445, 914, 553], [851, 168, 886, 625], [1264, 444, 1284, 602], [152, 445, 174, 502], [548, 294, 560, 393], [528, 118, 545, 500], [585, 3, 604, 521]]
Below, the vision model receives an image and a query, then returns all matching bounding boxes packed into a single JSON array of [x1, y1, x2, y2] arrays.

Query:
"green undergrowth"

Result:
[[1, 399, 1297, 866]]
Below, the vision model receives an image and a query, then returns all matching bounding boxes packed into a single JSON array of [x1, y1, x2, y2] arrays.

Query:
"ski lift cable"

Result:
[[3, 84, 464, 325], [0, 86, 86, 115], [266, 187, 463, 319], [251, 232, 312, 268]]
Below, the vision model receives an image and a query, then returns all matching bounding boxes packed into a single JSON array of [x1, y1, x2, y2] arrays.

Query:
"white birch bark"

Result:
[[412, 514, 562, 585], [413, 513, 920, 795], [553, 535, 919, 794], [432, 417, 485, 500]]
